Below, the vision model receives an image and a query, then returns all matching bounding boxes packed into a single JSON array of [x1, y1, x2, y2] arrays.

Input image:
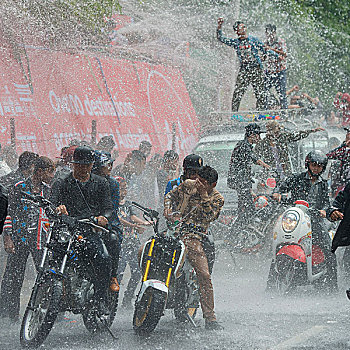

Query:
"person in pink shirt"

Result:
[[334, 92, 350, 126]]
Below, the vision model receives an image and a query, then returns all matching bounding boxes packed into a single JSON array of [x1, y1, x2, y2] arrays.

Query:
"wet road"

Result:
[[1, 250, 350, 350]]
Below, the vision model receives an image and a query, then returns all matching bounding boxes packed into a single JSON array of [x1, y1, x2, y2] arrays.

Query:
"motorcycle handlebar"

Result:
[[131, 201, 159, 218], [21, 191, 56, 210], [78, 218, 110, 233], [21, 191, 110, 232]]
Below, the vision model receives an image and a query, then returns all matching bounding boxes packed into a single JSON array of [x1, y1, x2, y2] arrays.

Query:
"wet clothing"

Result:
[[0, 243, 41, 320], [0, 184, 7, 233], [326, 143, 350, 193], [0, 178, 50, 321], [265, 70, 287, 109], [274, 171, 329, 210], [165, 176, 183, 195], [232, 65, 266, 111], [333, 94, 350, 127], [164, 181, 224, 233], [217, 30, 278, 111], [50, 173, 113, 220], [216, 31, 274, 69], [264, 37, 287, 73], [327, 183, 350, 252], [164, 181, 224, 321], [4, 179, 50, 249], [256, 129, 315, 175], [50, 173, 113, 303], [228, 138, 258, 225], [117, 200, 141, 304], [228, 138, 258, 190], [265, 38, 288, 109], [105, 176, 122, 277]]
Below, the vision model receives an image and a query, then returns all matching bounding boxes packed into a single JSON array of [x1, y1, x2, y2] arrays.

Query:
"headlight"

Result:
[[282, 211, 299, 233], [58, 228, 71, 243]]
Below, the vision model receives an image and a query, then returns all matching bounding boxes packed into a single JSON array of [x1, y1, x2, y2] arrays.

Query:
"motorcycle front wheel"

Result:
[[275, 255, 297, 295], [82, 289, 119, 334], [133, 288, 166, 335], [20, 278, 62, 348]]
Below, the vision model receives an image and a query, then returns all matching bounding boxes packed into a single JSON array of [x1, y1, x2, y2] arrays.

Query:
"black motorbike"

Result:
[[19, 193, 118, 348], [131, 202, 200, 336]]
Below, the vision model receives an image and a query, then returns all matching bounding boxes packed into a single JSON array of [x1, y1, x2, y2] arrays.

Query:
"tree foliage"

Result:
[[2, 0, 122, 46], [240, 0, 350, 108]]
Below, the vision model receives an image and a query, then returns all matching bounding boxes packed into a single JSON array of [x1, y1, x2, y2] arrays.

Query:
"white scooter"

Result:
[[267, 199, 333, 294]]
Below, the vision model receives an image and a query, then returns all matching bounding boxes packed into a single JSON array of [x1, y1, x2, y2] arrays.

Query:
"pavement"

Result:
[[0, 248, 350, 350]]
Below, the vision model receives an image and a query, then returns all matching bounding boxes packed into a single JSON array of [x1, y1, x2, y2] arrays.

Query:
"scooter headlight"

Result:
[[282, 211, 299, 233]]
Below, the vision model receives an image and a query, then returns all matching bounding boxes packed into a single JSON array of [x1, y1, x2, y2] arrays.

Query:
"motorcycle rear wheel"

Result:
[[82, 289, 119, 334], [20, 278, 62, 348], [133, 288, 166, 336]]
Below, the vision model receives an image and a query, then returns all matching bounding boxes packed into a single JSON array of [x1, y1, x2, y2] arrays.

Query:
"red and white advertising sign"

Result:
[[0, 44, 198, 161]]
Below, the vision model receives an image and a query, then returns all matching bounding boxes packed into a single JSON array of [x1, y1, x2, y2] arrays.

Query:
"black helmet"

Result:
[[245, 123, 265, 137], [92, 150, 114, 172], [183, 154, 203, 170], [305, 150, 328, 176], [71, 146, 95, 164]]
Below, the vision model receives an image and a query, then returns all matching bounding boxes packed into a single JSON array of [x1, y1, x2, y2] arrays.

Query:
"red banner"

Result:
[[0, 45, 199, 161]]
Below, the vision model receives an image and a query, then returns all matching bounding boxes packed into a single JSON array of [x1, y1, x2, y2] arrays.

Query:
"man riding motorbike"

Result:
[[272, 150, 338, 291], [49, 146, 114, 316], [164, 165, 224, 330]]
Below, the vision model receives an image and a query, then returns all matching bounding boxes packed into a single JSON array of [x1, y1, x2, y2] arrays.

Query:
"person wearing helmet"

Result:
[[164, 154, 203, 196], [92, 150, 122, 293], [272, 150, 337, 291]]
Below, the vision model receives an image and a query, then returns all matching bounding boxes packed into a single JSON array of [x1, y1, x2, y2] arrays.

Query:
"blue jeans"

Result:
[[265, 70, 287, 109]]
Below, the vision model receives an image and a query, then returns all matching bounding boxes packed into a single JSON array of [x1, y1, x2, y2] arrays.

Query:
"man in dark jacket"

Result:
[[228, 123, 269, 229], [0, 156, 55, 322], [327, 183, 350, 280], [273, 151, 337, 289], [50, 146, 113, 316]]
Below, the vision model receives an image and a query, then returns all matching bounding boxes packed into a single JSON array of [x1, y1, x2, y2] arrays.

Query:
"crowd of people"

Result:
[[0, 138, 225, 331], [228, 121, 350, 293], [1, 117, 350, 332]]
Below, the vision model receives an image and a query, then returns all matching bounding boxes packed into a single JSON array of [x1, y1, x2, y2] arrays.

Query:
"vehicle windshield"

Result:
[[194, 141, 239, 177]]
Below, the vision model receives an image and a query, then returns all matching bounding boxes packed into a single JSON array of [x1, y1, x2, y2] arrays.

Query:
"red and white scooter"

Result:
[[267, 200, 331, 294]]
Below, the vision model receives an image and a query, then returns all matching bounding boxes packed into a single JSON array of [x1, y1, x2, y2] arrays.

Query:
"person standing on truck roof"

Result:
[[216, 18, 278, 112], [227, 123, 269, 229], [264, 24, 287, 110]]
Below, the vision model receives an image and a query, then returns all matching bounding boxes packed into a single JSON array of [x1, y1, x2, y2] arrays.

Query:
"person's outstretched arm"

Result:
[[216, 18, 236, 47]]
